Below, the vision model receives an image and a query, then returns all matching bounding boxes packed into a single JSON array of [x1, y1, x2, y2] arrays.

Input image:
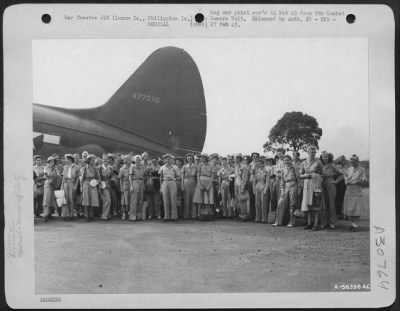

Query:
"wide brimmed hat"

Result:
[[350, 154, 359, 161], [185, 153, 194, 160], [64, 153, 74, 161], [175, 157, 184, 163], [86, 154, 96, 162], [234, 153, 243, 160], [81, 151, 89, 157], [47, 155, 56, 163], [251, 152, 260, 158], [200, 152, 208, 158], [134, 155, 142, 162], [243, 155, 251, 162], [163, 153, 172, 160], [210, 153, 219, 160], [141, 152, 149, 158], [227, 154, 233, 160], [221, 156, 227, 160], [33, 155, 41, 161], [107, 153, 114, 159]]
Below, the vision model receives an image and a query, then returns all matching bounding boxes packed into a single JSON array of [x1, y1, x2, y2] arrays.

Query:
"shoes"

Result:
[[329, 224, 336, 229], [157, 216, 162, 220], [121, 213, 126, 220], [287, 224, 293, 227], [312, 226, 319, 231], [350, 226, 358, 232], [320, 225, 327, 230], [304, 225, 312, 230]]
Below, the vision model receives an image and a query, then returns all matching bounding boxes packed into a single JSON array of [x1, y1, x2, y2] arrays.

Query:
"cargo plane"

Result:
[[33, 46, 207, 157]]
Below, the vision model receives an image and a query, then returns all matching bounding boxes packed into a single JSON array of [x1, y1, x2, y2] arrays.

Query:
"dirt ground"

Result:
[[35, 213, 370, 294]]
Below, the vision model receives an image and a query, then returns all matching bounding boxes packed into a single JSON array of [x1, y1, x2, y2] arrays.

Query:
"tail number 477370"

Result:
[[132, 92, 160, 104]]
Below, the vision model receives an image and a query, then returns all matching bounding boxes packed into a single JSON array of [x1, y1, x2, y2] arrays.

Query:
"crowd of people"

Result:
[[33, 146, 368, 232]]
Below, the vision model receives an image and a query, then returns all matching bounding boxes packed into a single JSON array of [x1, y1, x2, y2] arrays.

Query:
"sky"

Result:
[[33, 38, 369, 159]]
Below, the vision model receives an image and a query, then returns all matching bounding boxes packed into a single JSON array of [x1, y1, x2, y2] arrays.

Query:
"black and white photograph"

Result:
[[3, 3, 396, 309], [32, 38, 371, 294]]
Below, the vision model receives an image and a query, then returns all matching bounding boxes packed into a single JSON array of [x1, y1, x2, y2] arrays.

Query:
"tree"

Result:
[[263, 111, 323, 153]]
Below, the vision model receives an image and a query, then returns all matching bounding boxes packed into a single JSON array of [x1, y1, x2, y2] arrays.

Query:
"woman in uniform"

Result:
[[61, 154, 80, 220], [253, 158, 267, 223], [159, 154, 180, 221], [275, 155, 298, 227], [175, 157, 184, 219], [210, 154, 221, 216], [33, 155, 45, 218], [118, 155, 131, 220], [99, 155, 113, 220], [42, 155, 59, 222], [81, 154, 101, 222], [182, 153, 197, 219], [334, 155, 348, 219], [320, 151, 343, 229], [218, 156, 234, 218], [129, 155, 145, 221], [147, 157, 162, 220], [193, 153, 214, 220], [263, 156, 274, 223], [300, 146, 323, 231], [234, 153, 251, 221], [343, 154, 367, 232]]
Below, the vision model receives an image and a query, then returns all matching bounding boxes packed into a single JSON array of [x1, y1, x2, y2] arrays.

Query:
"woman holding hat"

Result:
[[81, 154, 101, 222], [218, 156, 235, 218], [42, 156, 60, 222], [118, 155, 132, 220], [61, 154, 80, 220], [182, 153, 197, 219], [129, 155, 145, 221], [193, 153, 214, 220], [98, 156, 113, 220], [33, 155, 45, 217], [343, 154, 367, 232], [300, 146, 323, 231]]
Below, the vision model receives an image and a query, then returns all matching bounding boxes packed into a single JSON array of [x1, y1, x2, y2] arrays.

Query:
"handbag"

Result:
[[312, 191, 322, 207], [54, 189, 67, 208]]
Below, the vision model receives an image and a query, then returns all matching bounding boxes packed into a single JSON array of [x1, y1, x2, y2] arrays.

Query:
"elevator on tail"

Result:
[[33, 46, 207, 157]]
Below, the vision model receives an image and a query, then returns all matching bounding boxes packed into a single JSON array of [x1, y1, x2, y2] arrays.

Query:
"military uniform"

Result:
[[118, 164, 131, 219], [218, 165, 234, 217], [61, 162, 80, 218], [33, 163, 45, 217], [129, 164, 145, 221], [159, 163, 180, 220], [253, 165, 267, 222], [276, 164, 298, 226], [235, 162, 250, 220], [99, 163, 113, 220], [182, 163, 197, 219]]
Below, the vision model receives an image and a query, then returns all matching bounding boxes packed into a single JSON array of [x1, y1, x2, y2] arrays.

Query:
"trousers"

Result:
[[321, 180, 337, 226], [183, 178, 197, 219], [62, 179, 76, 217], [254, 183, 267, 222], [220, 180, 233, 217], [100, 187, 111, 220], [161, 180, 178, 220], [129, 180, 145, 220]]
